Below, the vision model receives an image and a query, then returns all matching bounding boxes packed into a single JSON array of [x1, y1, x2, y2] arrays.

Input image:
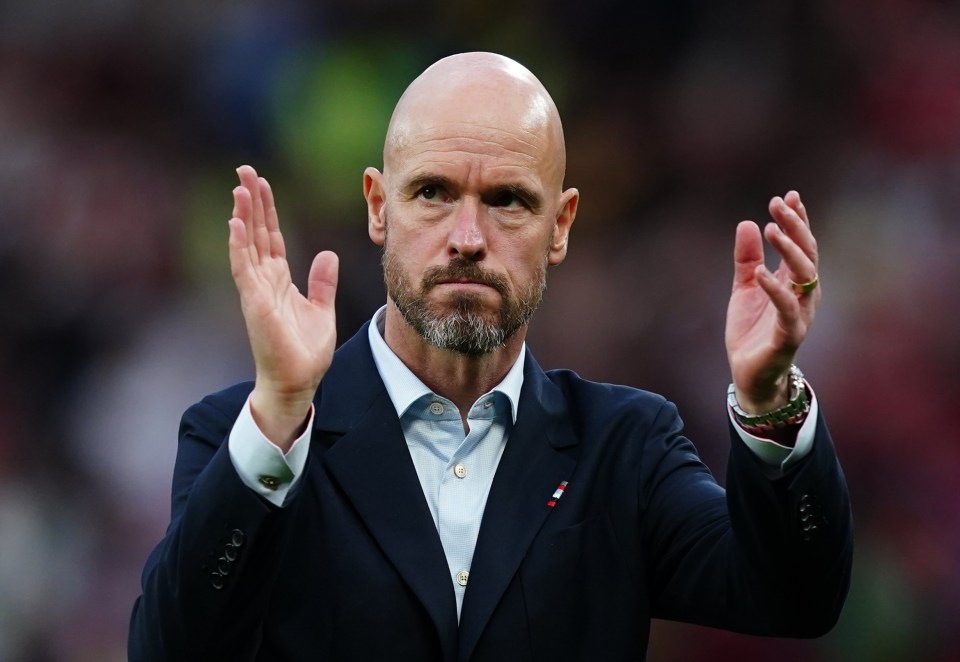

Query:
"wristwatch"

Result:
[[727, 364, 810, 435]]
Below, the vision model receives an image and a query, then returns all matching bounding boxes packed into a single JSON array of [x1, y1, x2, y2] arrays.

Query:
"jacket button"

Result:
[[217, 557, 232, 575], [210, 572, 225, 590], [224, 544, 239, 562], [230, 529, 245, 547]]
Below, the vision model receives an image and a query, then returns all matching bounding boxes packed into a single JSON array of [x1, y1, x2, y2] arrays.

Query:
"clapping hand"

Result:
[[228, 166, 339, 449], [725, 191, 820, 414]]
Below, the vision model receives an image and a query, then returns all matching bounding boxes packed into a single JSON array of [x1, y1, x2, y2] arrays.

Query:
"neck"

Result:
[[382, 302, 525, 417]]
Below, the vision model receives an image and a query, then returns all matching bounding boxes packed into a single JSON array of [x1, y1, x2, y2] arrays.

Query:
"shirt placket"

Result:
[[437, 396, 499, 617]]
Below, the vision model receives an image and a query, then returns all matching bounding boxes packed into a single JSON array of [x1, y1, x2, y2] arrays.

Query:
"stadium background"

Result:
[[1, 1, 958, 659]]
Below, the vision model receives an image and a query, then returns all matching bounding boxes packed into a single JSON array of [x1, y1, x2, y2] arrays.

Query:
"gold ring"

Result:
[[790, 275, 819, 295]]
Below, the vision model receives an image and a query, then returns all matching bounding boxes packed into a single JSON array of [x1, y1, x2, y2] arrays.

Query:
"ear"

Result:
[[547, 187, 579, 266], [364, 167, 386, 246]]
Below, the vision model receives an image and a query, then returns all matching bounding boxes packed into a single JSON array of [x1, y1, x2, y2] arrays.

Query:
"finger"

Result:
[[755, 265, 803, 346], [769, 195, 818, 265], [237, 165, 271, 259], [228, 216, 256, 294], [234, 178, 264, 268], [232, 184, 257, 260], [764, 221, 817, 285], [232, 184, 252, 227], [259, 176, 286, 259], [784, 190, 809, 225], [234, 167, 258, 262], [307, 251, 339, 310], [732, 220, 764, 287]]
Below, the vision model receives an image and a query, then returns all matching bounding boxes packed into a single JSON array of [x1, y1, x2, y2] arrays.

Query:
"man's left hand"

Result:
[[725, 191, 821, 414]]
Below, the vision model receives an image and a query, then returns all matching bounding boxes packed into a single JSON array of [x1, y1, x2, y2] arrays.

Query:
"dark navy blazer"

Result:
[[129, 323, 852, 661]]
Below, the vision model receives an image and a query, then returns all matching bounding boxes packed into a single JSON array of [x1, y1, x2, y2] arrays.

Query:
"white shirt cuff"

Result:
[[227, 394, 313, 507], [729, 382, 819, 471]]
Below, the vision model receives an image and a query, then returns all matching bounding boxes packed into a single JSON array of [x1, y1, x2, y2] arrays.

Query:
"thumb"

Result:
[[307, 251, 339, 309], [733, 220, 764, 287]]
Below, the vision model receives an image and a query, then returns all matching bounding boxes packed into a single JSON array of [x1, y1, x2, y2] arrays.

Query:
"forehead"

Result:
[[389, 103, 559, 188], [403, 122, 542, 167]]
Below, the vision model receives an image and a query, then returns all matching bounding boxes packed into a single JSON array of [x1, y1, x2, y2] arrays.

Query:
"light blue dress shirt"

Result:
[[366, 306, 524, 618]]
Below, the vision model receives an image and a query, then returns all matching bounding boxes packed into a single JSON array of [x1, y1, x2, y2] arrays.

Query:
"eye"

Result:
[[491, 190, 526, 209], [418, 185, 450, 202]]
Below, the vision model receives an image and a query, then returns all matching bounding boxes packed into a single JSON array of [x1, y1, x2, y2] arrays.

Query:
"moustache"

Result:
[[421, 260, 509, 297]]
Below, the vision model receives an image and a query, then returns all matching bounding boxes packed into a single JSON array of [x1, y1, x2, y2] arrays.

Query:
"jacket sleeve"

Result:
[[128, 384, 303, 661], [642, 400, 853, 636]]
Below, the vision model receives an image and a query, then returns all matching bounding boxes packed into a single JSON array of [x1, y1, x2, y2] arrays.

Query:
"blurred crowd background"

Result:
[[1, 0, 958, 660]]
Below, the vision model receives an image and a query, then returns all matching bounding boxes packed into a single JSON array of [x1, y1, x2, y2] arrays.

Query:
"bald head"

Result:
[[383, 52, 567, 190], [363, 52, 580, 350]]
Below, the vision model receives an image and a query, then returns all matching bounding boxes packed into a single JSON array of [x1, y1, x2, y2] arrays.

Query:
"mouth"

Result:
[[422, 260, 509, 297], [434, 279, 495, 292], [438, 277, 488, 285]]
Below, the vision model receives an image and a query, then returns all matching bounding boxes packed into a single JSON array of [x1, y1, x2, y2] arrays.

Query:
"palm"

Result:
[[239, 248, 335, 393]]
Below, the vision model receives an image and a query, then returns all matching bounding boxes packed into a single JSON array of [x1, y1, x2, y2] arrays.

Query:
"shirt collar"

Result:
[[367, 305, 524, 423]]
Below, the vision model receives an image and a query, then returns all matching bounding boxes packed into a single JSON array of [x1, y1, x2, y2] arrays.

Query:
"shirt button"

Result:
[[258, 475, 280, 490], [429, 402, 444, 415], [453, 463, 468, 479], [456, 570, 469, 587]]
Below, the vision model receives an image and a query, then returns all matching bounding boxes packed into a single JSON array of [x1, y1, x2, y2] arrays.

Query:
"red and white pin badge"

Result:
[[547, 481, 568, 507]]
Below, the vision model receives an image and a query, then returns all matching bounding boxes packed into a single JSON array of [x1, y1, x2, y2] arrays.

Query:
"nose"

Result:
[[447, 197, 487, 261]]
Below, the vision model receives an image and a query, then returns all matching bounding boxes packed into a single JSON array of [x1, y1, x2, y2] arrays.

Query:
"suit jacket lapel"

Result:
[[313, 325, 459, 662], [458, 353, 579, 661]]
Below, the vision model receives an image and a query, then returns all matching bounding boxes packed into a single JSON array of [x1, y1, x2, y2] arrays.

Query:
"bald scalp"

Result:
[[383, 52, 567, 189]]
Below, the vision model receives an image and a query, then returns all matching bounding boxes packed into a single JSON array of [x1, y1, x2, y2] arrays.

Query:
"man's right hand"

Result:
[[228, 165, 339, 451]]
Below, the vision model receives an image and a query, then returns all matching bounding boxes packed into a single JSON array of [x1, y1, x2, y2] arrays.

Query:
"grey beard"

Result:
[[414, 301, 511, 356], [383, 252, 546, 357]]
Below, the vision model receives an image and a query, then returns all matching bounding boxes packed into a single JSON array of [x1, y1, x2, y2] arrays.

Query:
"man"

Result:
[[129, 52, 852, 661]]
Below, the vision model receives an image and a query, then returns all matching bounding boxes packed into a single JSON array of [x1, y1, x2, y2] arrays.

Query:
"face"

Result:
[[381, 211, 549, 355], [365, 59, 578, 355]]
